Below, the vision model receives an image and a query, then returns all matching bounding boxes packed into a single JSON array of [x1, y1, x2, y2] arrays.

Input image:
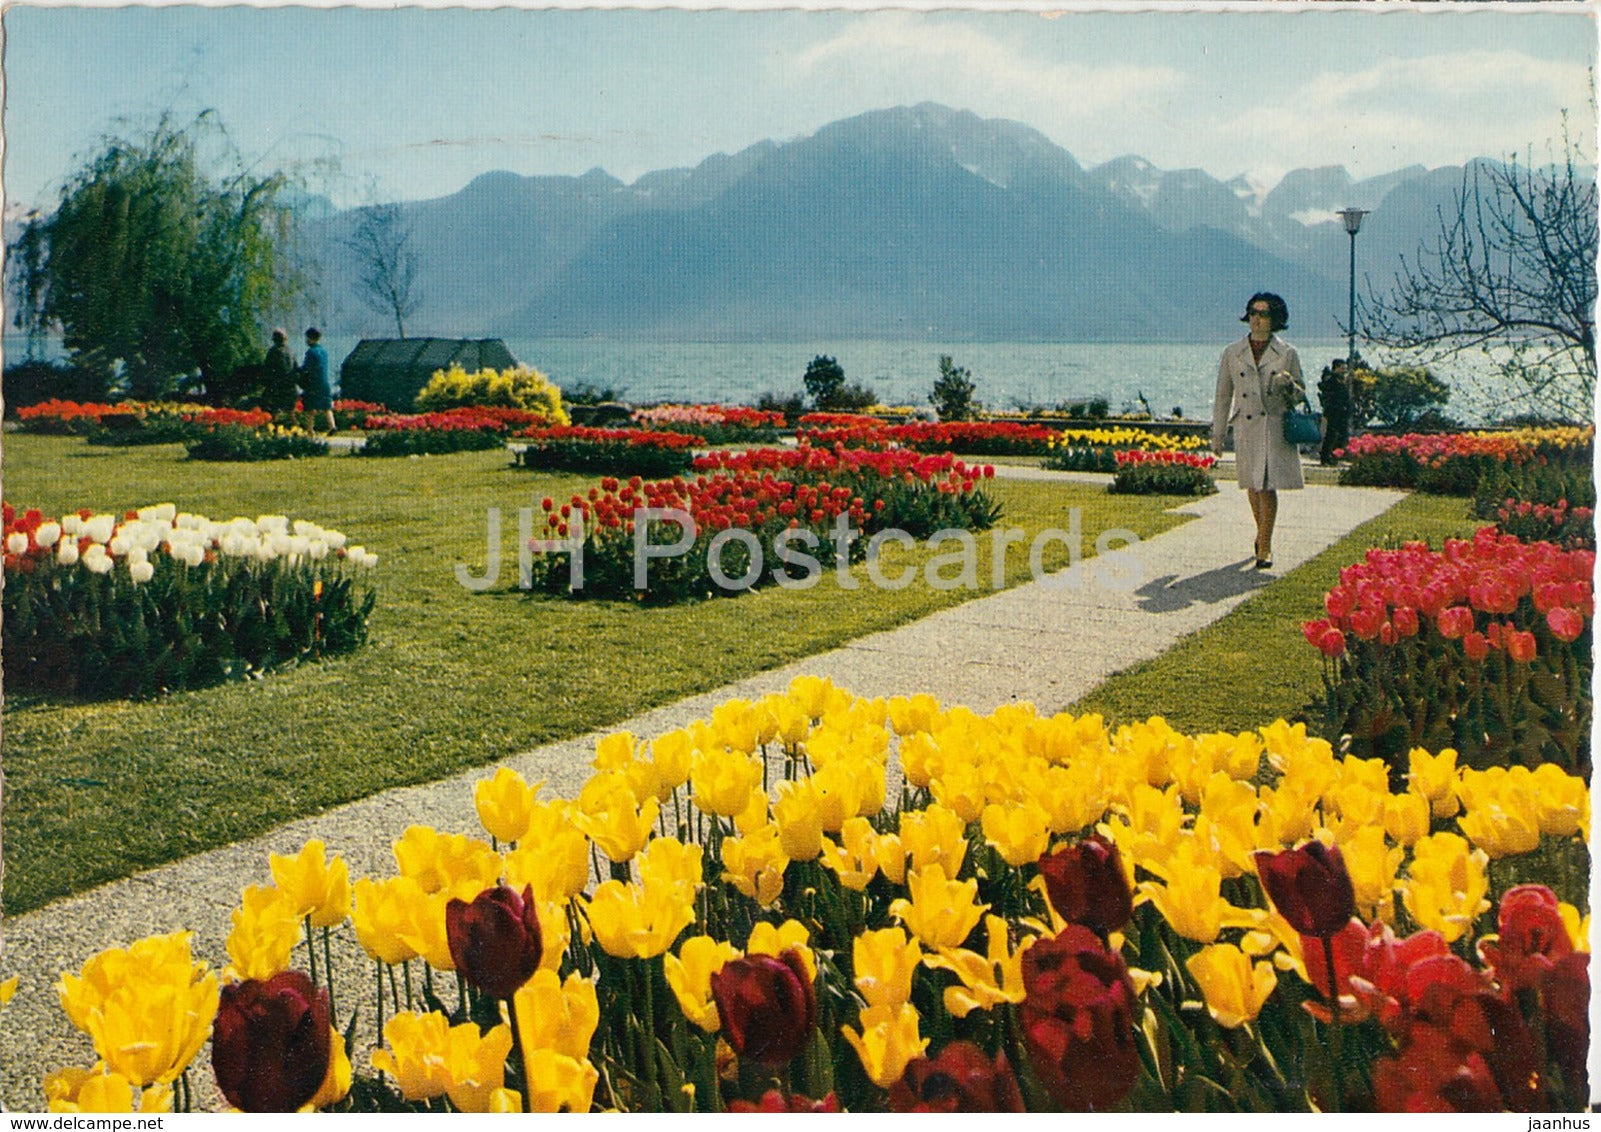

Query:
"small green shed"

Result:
[[339, 338, 522, 410]]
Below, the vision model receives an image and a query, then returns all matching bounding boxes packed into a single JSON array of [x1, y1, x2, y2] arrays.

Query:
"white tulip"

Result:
[[5, 532, 29, 555], [61, 515, 84, 537], [84, 515, 115, 544], [308, 540, 329, 560], [36, 522, 61, 547], [129, 559, 154, 584], [257, 515, 290, 533], [83, 547, 113, 574], [57, 540, 80, 567]]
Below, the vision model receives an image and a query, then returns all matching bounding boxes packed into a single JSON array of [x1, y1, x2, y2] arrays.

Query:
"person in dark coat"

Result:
[[260, 328, 298, 414], [1317, 358, 1352, 466], [299, 327, 336, 433]]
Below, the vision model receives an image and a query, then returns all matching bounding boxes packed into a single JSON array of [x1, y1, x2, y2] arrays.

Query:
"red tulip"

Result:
[[212, 971, 332, 1112], [1371, 1027, 1502, 1112], [1037, 835, 1132, 936], [1392, 606, 1420, 637], [1540, 952, 1590, 1103], [1436, 606, 1475, 639], [1020, 925, 1139, 1110], [1547, 606, 1584, 643], [1505, 629, 1537, 663], [1318, 627, 1347, 659], [728, 1090, 840, 1112], [1253, 841, 1355, 939], [888, 1042, 1025, 1113], [710, 950, 816, 1067], [1461, 631, 1491, 662], [1478, 885, 1572, 992], [446, 885, 543, 999]]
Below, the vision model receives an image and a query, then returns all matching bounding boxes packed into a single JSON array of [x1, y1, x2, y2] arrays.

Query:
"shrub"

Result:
[[1304, 528, 1593, 776], [1108, 450, 1219, 496], [2, 502, 377, 699], [930, 355, 979, 421], [184, 423, 328, 462], [413, 364, 569, 423], [755, 391, 807, 426], [360, 428, 507, 457], [1350, 364, 1452, 429], [802, 354, 846, 408], [515, 426, 702, 478], [3, 361, 109, 413]]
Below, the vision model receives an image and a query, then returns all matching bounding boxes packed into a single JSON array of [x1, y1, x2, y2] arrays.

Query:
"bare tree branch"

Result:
[[343, 201, 420, 338]]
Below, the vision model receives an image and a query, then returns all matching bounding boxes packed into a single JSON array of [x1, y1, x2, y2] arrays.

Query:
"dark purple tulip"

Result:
[[446, 884, 543, 999], [1254, 841, 1356, 939], [1037, 835, 1132, 936], [212, 971, 331, 1112], [710, 950, 816, 1067]]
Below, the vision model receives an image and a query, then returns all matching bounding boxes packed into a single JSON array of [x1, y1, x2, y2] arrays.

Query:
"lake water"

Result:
[[4, 334, 1507, 422]]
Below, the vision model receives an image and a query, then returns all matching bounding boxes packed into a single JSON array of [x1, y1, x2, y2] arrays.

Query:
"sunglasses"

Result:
[[1247, 308, 1273, 317]]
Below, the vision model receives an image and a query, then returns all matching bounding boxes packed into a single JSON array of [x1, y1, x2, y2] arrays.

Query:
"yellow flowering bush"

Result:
[[22, 679, 1590, 1112], [413, 364, 569, 423]]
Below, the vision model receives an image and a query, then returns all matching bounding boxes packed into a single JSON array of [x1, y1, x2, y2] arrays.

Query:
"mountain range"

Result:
[[56, 103, 1526, 343]]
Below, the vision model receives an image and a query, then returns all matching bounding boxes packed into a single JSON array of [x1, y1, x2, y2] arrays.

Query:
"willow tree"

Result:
[[28, 112, 308, 400]]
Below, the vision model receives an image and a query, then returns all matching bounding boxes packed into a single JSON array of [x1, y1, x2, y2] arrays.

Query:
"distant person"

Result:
[[1318, 357, 1352, 466], [260, 328, 298, 414], [299, 327, 336, 433], [1211, 292, 1305, 570]]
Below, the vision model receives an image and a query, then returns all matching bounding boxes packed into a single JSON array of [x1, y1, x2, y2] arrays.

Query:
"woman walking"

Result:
[[1211, 292, 1305, 569]]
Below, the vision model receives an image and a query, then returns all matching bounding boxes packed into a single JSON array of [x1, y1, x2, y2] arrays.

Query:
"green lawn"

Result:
[[2, 434, 1193, 913], [1070, 491, 1487, 733]]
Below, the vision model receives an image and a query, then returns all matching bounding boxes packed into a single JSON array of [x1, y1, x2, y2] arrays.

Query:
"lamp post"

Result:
[[1337, 207, 1369, 365]]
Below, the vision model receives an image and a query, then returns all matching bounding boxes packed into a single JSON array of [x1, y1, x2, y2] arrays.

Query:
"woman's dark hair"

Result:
[[1240, 292, 1289, 332]]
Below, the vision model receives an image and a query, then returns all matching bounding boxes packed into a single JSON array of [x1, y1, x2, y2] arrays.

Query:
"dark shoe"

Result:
[[1254, 557, 1273, 570]]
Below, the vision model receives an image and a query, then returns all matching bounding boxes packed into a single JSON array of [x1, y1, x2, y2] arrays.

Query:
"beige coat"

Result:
[[1212, 334, 1306, 491]]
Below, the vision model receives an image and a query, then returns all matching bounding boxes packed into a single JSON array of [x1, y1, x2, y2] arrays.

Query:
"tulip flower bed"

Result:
[[1337, 426, 1594, 495], [631, 404, 786, 445], [526, 446, 1000, 604], [1471, 460, 1596, 550], [1108, 450, 1219, 496], [797, 420, 1058, 457], [1303, 527, 1593, 776], [21, 679, 1590, 1113], [797, 411, 889, 429], [183, 423, 330, 462], [514, 426, 704, 479], [16, 399, 129, 435], [353, 410, 512, 457], [2, 502, 377, 699], [1042, 426, 1212, 473]]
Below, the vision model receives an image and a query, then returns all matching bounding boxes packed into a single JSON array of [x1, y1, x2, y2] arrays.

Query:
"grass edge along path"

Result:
[[2, 436, 1193, 914], [1070, 491, 1489, 735]]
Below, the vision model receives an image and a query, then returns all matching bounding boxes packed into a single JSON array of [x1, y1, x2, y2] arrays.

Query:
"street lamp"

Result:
[[1337, 207, 1369, 365]]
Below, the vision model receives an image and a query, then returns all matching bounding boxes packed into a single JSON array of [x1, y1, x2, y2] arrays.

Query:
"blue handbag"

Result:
[[1282, 395, 1322, 446]]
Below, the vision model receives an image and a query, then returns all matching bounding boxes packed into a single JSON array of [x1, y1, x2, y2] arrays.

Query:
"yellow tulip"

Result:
[[1530, 764, 1588, 839], [45, 1066, 173, 1114], [898, 803, 968, 877], [442, 1022, 514, 1113], [710, 697, 763, 755], [504, 826, 592, 903], [224, 883, 302, 982], [690, 748, 763, 818], [1383, 790, 1431, 847], [574, 774, 660, 864], [0, 975, 15, 1009], [514, 970, 600, 1064], [981, 801, 1051, 867], [873, 831, 907, 885], [1187, 943, 1277, 1028], [473, 767, 541, 844], [890, 864, 989, 950], [1027, 762, 1106, 836], [773, 779, 825, 861], [899, 731, 941, 790], [812, 756, 885, 829], [1261, 720, 1338, 791], [721, 824, 789, 906], [522, 1047, 599, 1113], [57, 932, 218, 1088], [852, 927, 922, 1011], [533, 898, 572, 973], [841, 1003, 927, 1088], [397, 889, 457, 972], [732, 788, 771, 836], [593, 730, 637, 771], [820, 817, 883, 891], [923, 915, 1030, 1018], [1195, 773, 1262, 878], [1559, 903, 1590, 952], [787, 673, 849, 720], [1341, 825, 1404, 923], [392, 826, 500, 899], [664, 936, 741, 1031], [887, 693, 941, 736], [1400, 832, 1491, 944], [1456, 768, 1542, 858], [1407, 747, 1460, 818], [647, 729, 695, 793], [307, 1027, 352, 1110], [930, 759, 988, 824], [583, 880, 694, 960], [1137, 859, 1259, 945], [1101, 783, 1187, 876], [269, 839, 351, 928], [768, 696, 811, 749], [487, 1088, 522, 1113], [351, 875, 423, 966], [747, 919, 818, 983], [371, 1011, 454, 1101], [637, 836, 704, 895], [1256, 781, 1319, 850]]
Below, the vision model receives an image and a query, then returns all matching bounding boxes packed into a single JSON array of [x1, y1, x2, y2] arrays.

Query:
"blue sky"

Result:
[[5, 5, 1595, 211]]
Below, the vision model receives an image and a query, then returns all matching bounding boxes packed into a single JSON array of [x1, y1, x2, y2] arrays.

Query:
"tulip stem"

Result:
[[1321, 935, 1344, 1113], [304, 915, 319, 986], [505, 993, 530, 1113], [324, 926, 338, 1029], [375, 959, 385, 1059]]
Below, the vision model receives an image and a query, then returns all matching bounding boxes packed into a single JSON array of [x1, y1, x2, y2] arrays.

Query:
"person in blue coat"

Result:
[[1211, 293, 1305, 570], [299, 327, 336, 433]]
